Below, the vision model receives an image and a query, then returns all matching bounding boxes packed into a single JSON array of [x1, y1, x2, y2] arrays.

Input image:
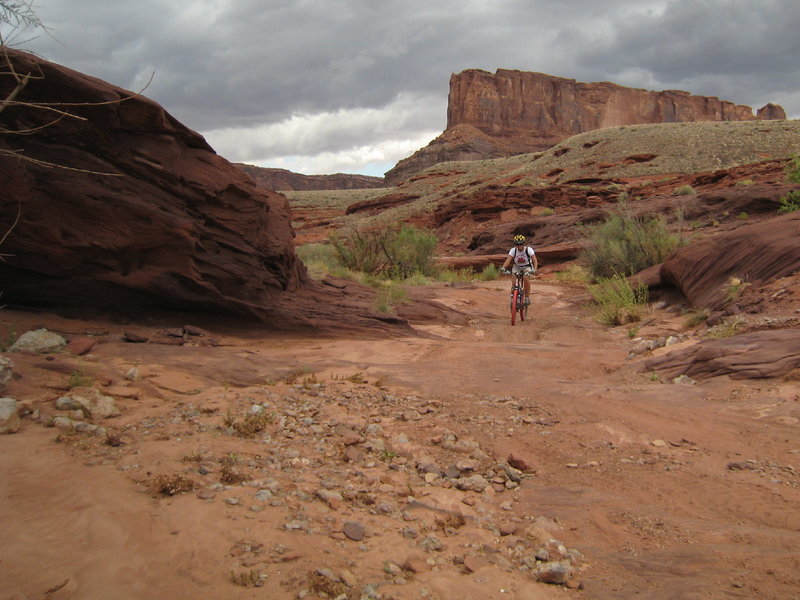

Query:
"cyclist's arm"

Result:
[[529, 248, 538, 271], [501, 249, 513, 270]]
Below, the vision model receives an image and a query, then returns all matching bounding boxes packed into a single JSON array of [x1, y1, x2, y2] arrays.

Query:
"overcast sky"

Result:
[[7, 0, 800, 176]]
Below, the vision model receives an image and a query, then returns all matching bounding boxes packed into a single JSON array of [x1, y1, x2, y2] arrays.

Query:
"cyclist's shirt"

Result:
[[509, 245, 535, 267]]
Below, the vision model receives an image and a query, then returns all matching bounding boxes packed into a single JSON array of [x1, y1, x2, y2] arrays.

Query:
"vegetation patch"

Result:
[[589, 276, 649, 326], [580, 208, 683, 278], [153, 474, 196, 496]]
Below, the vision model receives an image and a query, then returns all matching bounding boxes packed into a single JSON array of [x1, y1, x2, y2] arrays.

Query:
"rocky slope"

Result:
[[385, 69, 785, 184], [236, 164, 385, 191]]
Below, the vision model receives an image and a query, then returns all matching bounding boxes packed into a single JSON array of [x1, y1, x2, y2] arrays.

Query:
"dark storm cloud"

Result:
[[12, 0, 800, 174]]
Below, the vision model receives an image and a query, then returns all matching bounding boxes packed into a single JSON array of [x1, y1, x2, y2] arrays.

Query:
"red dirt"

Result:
[[2, 274, 798, 600]]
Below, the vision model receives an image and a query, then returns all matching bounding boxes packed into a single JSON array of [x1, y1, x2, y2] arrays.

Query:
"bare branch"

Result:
[[0, 147, 123, 176]]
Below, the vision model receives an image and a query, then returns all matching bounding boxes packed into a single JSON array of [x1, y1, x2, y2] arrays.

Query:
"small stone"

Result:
[[455, 474, 489, 493], [536, 561, 572, 584], [124, 368, 139, 382], [418, 535, 443, 552], [0, 398, 21, 434], [225, 497, 240, 506], [0, 357, 14, 389], [316, 488, 343, 508], [196, 489, 216, 500], [401, 554, 429, 574], [66, 336, 96, 356], [652, 439, 668, 448], [339, 569, 358, 587], [672, 374, 695, 385], [463, 554, 492, 573], [498, 522, 518, 536], [507, 453, 533, 472], [342, 521, 365, 541]]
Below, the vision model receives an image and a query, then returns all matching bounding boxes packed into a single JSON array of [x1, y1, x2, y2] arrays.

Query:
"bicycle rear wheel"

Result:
[[510, 289, 519, 326]]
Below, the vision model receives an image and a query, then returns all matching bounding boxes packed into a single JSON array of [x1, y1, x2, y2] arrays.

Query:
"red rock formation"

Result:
[[386, 69, 786, 184], [0, 49, 407, 333], [236, 164, 385, 191], [661, 211, 800, 310], [644, 329, 800, 380]]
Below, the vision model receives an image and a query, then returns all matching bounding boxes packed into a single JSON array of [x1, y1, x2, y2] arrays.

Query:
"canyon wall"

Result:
[[236, 165, 385, 191], [385, 69, 785, 184]]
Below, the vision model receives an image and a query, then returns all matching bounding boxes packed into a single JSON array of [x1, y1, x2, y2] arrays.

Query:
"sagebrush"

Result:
[[580, 209, 683, 278]]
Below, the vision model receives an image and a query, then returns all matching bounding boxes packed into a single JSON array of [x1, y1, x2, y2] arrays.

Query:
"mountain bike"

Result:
[[501, 268, 529, 326]]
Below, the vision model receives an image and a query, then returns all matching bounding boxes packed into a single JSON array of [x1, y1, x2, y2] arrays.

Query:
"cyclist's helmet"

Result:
[[513, 234, 526, 245]]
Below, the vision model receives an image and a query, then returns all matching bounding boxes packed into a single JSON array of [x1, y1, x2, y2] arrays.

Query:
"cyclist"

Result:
[[500, 234, 538, 305]]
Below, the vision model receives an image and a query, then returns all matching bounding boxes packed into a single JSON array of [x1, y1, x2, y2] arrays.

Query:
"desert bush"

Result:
[[580, 210, 683, 278], [723, 276, 750, 303], [436, 268, 475, 283], [777, 191, 800, 214], [331, 224, 438, 280], [385, 225, 438, 279], [374, 281, 408, 313], [672, 185, 695, 196], [589, 275, 649, 326], [478, 263, 500, 281], [706, 315, 745, 339], [555, 264, 590, 284]]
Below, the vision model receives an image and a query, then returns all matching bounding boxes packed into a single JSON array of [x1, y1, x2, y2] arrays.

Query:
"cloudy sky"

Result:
[[6, 0, 800, 176]]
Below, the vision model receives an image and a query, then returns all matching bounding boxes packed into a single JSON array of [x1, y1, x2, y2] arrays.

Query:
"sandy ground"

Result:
[[1, 277, 799, 600]]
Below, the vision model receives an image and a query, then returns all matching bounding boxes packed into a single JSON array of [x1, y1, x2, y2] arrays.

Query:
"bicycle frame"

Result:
[[508, 271, 528, 326]]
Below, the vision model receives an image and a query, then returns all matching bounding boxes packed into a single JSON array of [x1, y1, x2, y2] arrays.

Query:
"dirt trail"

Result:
[[1, 278, 799, 600]]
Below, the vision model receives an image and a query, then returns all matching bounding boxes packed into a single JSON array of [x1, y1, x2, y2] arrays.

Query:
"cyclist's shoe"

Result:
[[524, 297, 531, 305]]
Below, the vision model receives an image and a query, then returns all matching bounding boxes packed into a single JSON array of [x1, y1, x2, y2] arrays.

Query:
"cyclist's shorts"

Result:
[[511, 265, 534, 276]]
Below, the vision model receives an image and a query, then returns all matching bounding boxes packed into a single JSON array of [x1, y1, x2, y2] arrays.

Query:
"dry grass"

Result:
[[153, 473, 196, 496]]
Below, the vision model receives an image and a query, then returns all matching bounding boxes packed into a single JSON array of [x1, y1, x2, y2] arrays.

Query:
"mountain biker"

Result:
[[500, 234, 538, 305]]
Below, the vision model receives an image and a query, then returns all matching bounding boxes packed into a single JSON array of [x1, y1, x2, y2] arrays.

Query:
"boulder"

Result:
[[0, 49, 409, 335], [9, 329, 67, 354]]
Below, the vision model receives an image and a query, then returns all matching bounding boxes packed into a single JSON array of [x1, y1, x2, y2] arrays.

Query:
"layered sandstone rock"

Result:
[[0, 49, 404, 333], [385, 69, 786, 184], [236, 164, 385, 191]]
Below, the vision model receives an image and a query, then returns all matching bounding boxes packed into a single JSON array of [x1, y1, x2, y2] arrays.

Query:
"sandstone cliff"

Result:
[[236, 164, 385, 191], [0, 49, 405, 333], [385, 69, 786, 184]]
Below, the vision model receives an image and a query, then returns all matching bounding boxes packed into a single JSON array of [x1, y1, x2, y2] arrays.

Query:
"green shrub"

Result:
[[589, 275, 649, 326], [555, 264, 589, 284], [672, 185, 695, 196], [735, 179, 754, 186], [375, 282, 408, 313], [777, 190, 800, 214], [331, 226, 389, 275], [331, 224, 438, 280], [706, 315, 745, 339], [478, 263, 500, 281], [580, 210, 683, 278], [436, 268, 475, 283], [540, 207, 555, 216]]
